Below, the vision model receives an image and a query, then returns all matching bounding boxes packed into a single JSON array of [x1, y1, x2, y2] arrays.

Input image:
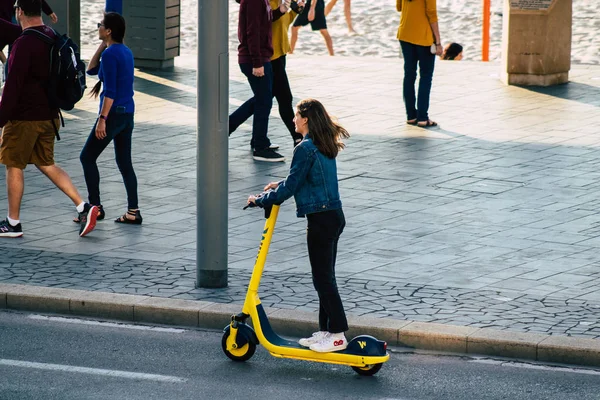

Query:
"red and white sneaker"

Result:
[[298, 331, 328, 348], [79, 204, 99, 237], [309, 332, 347, 353]]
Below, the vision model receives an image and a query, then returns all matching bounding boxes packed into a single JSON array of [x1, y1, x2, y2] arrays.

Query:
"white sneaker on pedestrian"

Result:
[[309, 332, 348, 353], [298, 331, 328, 348]]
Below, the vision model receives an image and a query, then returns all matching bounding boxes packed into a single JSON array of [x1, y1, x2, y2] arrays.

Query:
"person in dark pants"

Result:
[[396, 0, 442, 127], [79, 12, 142, 225], [248, 98, 350, 353], [230, 0, 285, 162], [230, 0, 304, 149]]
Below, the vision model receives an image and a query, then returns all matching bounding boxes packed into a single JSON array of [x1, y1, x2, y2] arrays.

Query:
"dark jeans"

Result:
[[229, 62, 273, 150], [80, 111, 138, 209], [400, 40, 435, 122], [307, 208, 348, 333]]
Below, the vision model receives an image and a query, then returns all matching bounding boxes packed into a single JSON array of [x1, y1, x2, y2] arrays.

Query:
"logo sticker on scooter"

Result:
[[358, 341, 366, 349], [256, 228, 270, 261]]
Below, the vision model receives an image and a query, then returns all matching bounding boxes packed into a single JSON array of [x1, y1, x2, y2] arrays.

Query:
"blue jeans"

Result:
[[400, 41, 435, 122], [80, 110, 138, 209], [229, 62, 273, 150]]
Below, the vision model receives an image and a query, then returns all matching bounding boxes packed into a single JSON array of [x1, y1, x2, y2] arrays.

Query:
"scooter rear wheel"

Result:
[[352, 363, 383, 376], [221, 331, 256, 362]]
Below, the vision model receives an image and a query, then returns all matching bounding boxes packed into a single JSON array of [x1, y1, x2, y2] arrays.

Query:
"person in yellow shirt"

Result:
[[396, 0, 442, 128]]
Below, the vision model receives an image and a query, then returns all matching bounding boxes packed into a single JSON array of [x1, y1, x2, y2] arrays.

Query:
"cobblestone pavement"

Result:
[[1, 246, 599, 339], [1, 55, 600, 338]]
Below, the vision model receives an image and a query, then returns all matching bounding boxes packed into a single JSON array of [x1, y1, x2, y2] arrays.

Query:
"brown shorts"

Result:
[[0, 119, 58, 169]]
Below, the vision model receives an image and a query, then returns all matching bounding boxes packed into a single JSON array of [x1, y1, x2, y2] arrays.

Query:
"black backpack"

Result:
[[23, 28, 86, 140]]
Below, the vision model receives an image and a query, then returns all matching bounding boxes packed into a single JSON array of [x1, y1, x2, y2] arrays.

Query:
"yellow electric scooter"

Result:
[[222, 203, 390, 376]]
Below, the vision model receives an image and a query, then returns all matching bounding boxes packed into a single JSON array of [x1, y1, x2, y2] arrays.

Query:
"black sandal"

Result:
[[115, 209, 143, 225], [73, 205, 104, 223], [417, 119, 438, 128]]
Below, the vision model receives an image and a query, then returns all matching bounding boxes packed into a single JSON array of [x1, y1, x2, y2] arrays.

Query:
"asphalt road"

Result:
[[1, 310, 599, 400]]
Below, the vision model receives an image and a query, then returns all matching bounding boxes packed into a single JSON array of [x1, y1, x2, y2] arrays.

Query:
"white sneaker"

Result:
[[309, 332, 348, 353], [298, 331, 328, 348]]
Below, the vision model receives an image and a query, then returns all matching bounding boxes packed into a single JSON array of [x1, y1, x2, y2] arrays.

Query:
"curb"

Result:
[[1, 283, 599, 367]]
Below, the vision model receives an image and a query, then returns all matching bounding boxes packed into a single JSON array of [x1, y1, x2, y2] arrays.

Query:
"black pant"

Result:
[[80, 111, 138, 209], [307, 208, 348, 333], [229, 56, 302, 144], [229, 62, 273, 150], [400, 40, 435, 122], [272, 56, 303, 142]]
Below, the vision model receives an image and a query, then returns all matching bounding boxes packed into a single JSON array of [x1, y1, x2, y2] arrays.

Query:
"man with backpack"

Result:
[[0, 0, 98, 238]]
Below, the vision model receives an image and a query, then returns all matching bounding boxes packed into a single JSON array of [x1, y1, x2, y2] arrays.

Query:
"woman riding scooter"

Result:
[[248, 98, 350, 353]]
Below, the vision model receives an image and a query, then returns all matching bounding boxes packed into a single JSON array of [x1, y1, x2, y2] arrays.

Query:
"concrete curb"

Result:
[[1, 283, 599, 367]]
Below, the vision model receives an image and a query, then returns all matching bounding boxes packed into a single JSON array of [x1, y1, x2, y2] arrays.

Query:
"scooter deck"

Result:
[[256, 305, 389, 359]]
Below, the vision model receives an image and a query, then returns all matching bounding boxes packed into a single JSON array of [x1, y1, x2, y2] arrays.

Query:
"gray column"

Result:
[[43, 0, 79, 49], [196, 0, 229, 288]]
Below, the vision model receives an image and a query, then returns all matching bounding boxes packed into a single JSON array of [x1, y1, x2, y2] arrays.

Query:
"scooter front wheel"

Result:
[[352, 363, 383, 376], [221, 330, 256, 362]]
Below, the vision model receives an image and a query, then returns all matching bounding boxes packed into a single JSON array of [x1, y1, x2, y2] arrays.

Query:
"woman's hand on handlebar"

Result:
[[263, 182, 280, 191], [247, 195, 258, 206]]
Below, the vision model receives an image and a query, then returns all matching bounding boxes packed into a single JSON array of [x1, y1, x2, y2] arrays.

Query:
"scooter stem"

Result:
[[246, 205, 280, 298]]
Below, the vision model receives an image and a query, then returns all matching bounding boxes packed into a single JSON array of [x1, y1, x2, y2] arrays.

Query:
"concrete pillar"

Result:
[[122, 0, 181, 69], [501, 0, 572, 86], [44, 0, 80, 49]]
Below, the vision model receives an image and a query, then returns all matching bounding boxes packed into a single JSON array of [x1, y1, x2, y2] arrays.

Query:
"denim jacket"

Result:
[[255, 136, 342, 217]]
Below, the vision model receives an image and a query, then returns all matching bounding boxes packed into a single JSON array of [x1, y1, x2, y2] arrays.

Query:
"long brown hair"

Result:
[[297, 99, 349, 159], [90, 12, 127, 99]]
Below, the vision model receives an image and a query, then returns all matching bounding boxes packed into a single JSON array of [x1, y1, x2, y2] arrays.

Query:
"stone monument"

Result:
[[501, 0, 572, 86]]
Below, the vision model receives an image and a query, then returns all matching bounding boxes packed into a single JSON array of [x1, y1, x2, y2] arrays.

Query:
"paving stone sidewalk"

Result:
[[1, 55, 600, 339]]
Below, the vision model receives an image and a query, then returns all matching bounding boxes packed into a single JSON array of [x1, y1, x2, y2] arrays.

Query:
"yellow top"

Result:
[[396, 0, 438, 47], [270, 0, 298, 61]]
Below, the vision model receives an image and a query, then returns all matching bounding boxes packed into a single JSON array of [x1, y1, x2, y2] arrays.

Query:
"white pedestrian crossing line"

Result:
[[0, 359, 187, 383]]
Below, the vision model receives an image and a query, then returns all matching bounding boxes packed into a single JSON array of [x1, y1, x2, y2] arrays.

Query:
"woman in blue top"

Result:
[[248, 98, 350, 353], [78, 12, 141, 224]]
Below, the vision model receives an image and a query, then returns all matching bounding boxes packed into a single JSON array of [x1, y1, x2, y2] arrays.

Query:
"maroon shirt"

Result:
[[0, 18, 20, 49], [237, 0, 273, 68], [0, 25, 58, 127], [0, 0, 53, 22]]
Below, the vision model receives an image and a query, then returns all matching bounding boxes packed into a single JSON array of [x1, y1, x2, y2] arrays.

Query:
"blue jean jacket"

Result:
[[255, 136, 342, 217]]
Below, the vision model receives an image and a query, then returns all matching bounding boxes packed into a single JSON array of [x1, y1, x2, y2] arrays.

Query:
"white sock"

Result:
[[76, 202, 86, 213], [7, 216, 20, 226]]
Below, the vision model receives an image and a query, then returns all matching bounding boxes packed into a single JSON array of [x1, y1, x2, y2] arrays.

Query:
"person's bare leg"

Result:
[[324, 0, 338, 16], [6, 167, 24, 220], [344, 0, 355, 33], [320, 29, 334, 56], [36, 164, 83, 206], [290, 26, 301, 54]]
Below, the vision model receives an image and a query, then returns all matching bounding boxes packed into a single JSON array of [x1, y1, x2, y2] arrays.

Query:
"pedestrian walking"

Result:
[[0, 0, 99, 238], [291, 0, 334, 56], [248, 98, 350, 353], [230, 0, 285, 162], [324, 0, 356, 34], [79, 12, 142, 225], [230, 0, 305, 149], [396, 0, 441, 127]]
